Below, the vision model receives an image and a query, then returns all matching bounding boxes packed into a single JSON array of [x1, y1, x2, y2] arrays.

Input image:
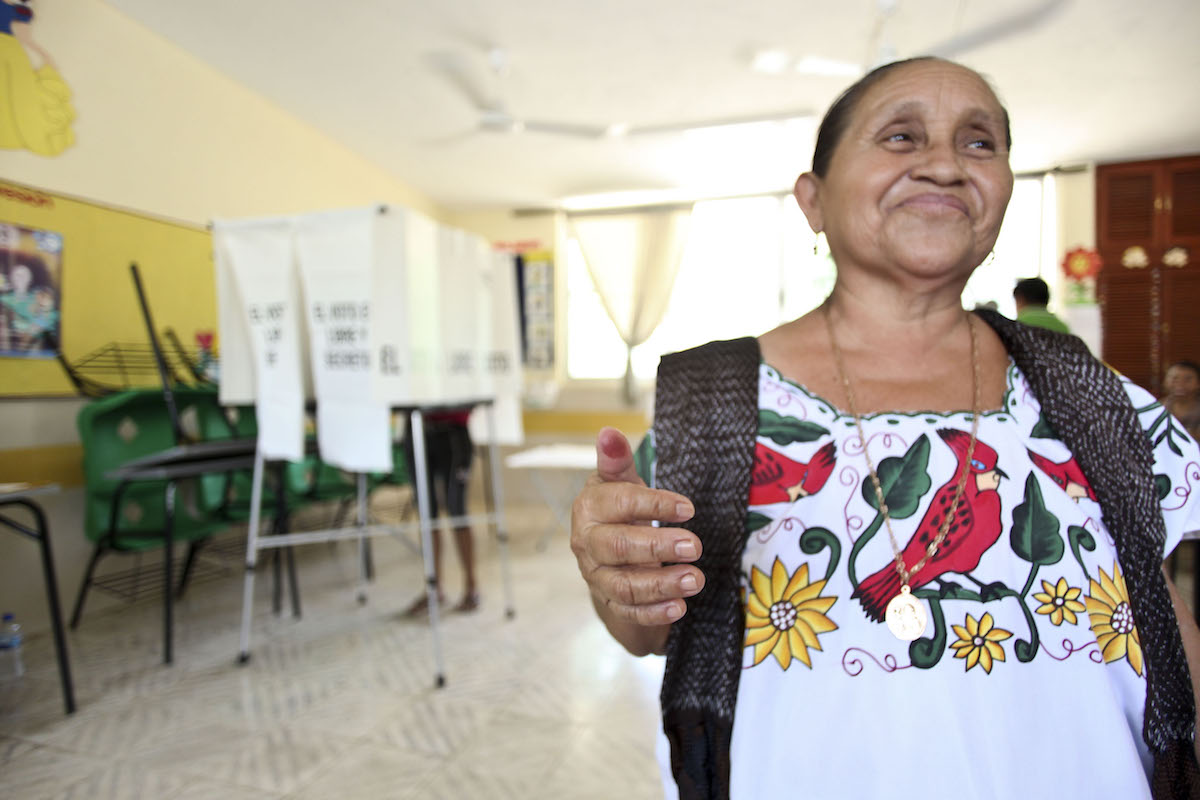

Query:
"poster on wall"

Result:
[[0, 221, 62, 358], [521, 253, 554, 369]]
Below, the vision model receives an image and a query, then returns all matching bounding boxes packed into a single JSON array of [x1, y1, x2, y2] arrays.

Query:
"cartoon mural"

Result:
[[0, 0, 75, 156]]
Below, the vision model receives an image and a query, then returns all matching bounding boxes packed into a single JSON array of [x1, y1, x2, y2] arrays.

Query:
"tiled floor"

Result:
[[0, 495, 667, 799]]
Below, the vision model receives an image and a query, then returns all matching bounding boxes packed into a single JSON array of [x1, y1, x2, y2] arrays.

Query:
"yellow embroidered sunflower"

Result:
[[744, 558, 837, 670], [1032, 577, 1086, 626], [949, 612, 1012, 674], [1086, 561, 1143, 676]]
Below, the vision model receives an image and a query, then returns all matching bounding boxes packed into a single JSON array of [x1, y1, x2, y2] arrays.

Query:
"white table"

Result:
[[505, 444, 597, 550]]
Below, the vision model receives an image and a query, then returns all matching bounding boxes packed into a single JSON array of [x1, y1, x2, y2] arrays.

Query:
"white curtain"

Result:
[[569, 206, 692, 403]]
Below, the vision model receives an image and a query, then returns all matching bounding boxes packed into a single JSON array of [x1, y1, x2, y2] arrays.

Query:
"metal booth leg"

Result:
[[411, 409, 447, 688], [237, 449, 266, 664], [356, 471, 369, 605], [484, 402, 516, 620]]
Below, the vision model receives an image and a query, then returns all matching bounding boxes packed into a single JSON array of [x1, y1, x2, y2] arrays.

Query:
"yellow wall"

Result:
[[0, 0, 444, 226]]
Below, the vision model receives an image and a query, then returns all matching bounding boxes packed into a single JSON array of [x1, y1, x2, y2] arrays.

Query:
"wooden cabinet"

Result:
[[1097, 155, 1200, 394]]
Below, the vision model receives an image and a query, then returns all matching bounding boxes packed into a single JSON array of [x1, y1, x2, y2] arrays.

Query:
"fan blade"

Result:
[[622, 109, 815, 137], [924, 0, 1068, 58], [521, 119, 609, 139], [424, 50, 498, 112]]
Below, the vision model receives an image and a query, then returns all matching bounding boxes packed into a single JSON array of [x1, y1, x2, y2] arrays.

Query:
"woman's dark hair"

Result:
[[810, 56, 1012, 178], [1168, 360, 1200, 380]]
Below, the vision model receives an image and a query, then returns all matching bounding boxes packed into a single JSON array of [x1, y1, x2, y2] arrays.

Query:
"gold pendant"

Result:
[[885, 585, 927, 641]]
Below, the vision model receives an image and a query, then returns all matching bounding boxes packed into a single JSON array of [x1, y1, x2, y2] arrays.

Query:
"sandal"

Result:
[[453, 591, 481, 613], [402, 592, 444, 618]]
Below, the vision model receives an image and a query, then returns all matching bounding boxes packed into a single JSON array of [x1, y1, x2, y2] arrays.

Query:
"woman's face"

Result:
[[1165, 365, 1200, 399], [800, 61, 1014, 288]]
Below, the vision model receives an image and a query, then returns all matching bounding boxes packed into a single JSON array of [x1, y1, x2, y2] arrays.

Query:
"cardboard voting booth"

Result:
[[294, 207, 392, 473], [212, 217, 309, 462], [213, 204, 525, 470], [215, 203, 524, 680], [469, 249, 525, 446]]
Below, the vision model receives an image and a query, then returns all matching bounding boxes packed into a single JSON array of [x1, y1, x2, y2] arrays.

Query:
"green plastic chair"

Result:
[[70, 387, 234, 628]]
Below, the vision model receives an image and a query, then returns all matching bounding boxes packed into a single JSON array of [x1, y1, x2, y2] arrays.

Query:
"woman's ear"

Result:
[[793, 172, 824, 234]]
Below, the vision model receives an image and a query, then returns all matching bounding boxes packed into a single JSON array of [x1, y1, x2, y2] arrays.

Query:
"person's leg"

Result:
[[445, 424, 478, 611], [403, 423, 445, 617]]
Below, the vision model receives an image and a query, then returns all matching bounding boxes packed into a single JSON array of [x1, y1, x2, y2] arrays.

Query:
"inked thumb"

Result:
[[595, 426, 644, 486]]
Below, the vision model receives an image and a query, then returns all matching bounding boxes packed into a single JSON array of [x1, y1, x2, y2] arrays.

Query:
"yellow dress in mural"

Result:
[[0, 1, 75, 156]]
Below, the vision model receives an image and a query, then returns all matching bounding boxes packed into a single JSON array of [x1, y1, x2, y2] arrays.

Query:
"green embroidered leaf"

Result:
[[1155, 474, 1172, 502], [633, 432, 655, 486], [799, 527, 841, 584], [908, 596, 946, 669], [1067, 525, 1096, 580], [1143, 406, 1192, 455], [745, 511, 772, 534], [1030, 414, 1057, 439], [1011, 473, 1064, 566], [861, 434, 932, 520], [758, 410, 829, 445]]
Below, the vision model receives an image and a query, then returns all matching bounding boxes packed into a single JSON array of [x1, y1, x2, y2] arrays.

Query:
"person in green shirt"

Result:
[[1013, 277, 1070, 333]]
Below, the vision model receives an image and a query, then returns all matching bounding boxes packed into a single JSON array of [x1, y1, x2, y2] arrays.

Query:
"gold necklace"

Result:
[[823, 304, 982, 641]]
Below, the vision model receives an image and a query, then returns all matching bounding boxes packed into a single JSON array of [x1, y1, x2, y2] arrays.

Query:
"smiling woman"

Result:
[[569, 56, 1200, 800]]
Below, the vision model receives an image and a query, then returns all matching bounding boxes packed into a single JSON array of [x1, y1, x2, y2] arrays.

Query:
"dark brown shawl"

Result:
[[653, 311, 1198, 798]]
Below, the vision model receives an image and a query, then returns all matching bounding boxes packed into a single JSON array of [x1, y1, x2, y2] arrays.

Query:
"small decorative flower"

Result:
[[1121, 246, 1150, 269], [744, 558, 837, 670], [1086, 561, 1143, 676], [1062, 247, 1102, 280], [1033, 577, 1086, 626], [949, 612, 1012, 674], [1163, 247, 1190, 269]]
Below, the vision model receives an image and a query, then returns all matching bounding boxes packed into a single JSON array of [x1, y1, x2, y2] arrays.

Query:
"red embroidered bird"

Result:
[[1027, 449, 1096, 502], [749, 441, 837, 505], [853, 429, 1006, 622]]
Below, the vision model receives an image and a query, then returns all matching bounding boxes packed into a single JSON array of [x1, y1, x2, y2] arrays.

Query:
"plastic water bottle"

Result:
[[0, 613, 25, 680]]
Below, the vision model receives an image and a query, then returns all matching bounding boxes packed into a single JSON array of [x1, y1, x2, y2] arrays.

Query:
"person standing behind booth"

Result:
[[1013, 276, 1070, 333], [403, 407, 480, 616], [1162, 360, 1200, 440]]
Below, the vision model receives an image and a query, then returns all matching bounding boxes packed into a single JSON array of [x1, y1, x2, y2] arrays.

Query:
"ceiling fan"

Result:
[[426, 45, 814, 143], [789, 0, 1069, 77]]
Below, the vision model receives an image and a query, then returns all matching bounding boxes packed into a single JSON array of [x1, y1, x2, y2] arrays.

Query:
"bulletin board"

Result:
[[0, 180, 215, 397]]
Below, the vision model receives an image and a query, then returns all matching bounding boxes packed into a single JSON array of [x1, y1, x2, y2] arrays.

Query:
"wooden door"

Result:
[[1097, 161, 1158, 252], [1098, 268, 1158, 392], [1162, 268, 1200, 369], [1164, 156, 1200, 252]]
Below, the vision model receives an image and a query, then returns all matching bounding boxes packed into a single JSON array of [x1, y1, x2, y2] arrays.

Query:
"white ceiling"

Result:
[[106, 0, 1200, 211]]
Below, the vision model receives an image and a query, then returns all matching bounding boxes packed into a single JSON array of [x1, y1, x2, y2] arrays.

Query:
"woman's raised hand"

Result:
[[570, 427, 704, 656]]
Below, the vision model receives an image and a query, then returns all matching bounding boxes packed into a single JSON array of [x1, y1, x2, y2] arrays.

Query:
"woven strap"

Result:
[[655, 337, 760, 799], [979, 309, 1197, 766]]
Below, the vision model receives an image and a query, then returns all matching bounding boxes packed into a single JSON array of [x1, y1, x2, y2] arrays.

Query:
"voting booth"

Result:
[[215, 205, 525, 463], [212, 204, 524, 684]]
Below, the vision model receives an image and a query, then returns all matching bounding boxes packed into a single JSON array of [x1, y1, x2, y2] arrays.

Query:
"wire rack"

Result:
[[59, 330, 216, 398]]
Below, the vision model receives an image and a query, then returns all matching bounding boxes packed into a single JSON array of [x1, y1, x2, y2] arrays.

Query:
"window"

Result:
[[567, 178, 1051, 380]]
